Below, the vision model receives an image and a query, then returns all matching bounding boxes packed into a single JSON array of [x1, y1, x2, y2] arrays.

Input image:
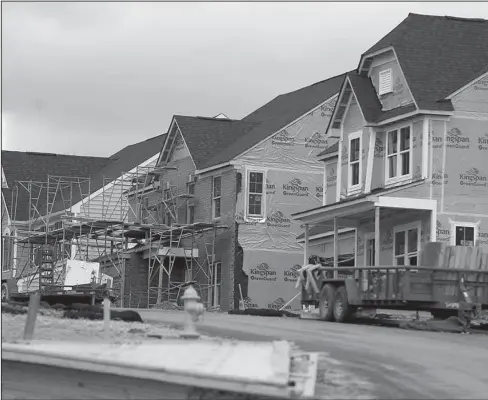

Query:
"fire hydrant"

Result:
[[180, 285, 204, 339]]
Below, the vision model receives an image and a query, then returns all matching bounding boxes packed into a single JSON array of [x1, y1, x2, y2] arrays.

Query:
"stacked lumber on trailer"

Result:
[[421, 243, 488, 298]]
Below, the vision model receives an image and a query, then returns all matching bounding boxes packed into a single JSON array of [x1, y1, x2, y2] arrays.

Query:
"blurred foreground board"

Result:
[[2, 339, 319, 399]]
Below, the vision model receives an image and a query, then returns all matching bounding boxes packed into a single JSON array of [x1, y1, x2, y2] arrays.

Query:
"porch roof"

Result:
[[291, 194, 437, 227]]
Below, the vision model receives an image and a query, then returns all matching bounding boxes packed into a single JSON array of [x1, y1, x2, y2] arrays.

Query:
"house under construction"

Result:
[[4, 160, 227, 308]]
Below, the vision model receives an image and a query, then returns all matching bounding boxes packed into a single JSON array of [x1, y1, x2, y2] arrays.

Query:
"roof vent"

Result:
[[213, 113, 230, 119], [445, 16, 486, 22], [25, 152, 57, 156], [197, 116, 231, 121]]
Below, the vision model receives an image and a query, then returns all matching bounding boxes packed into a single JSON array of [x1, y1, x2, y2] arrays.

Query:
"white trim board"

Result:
[[375, 196, 436, 211], [71, 153, 160, 215], [449, 219, 480, 247], [297, 227, 356, 243], [445, 70, 488, 100]]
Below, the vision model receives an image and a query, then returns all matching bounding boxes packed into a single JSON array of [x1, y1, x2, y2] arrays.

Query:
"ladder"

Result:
[[39, 245, 55, 291]]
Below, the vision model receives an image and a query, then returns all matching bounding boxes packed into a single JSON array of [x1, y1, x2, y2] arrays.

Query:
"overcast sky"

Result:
[[3, 2, 488, 157]]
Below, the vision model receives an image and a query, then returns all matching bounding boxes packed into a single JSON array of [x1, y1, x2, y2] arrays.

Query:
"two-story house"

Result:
[[136, 75, 345, 311], [292, 14, 488, 276]]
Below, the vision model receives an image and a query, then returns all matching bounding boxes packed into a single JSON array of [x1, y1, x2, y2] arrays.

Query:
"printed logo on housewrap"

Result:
[[283, 178, 309, 197], [431, 135, 443, 149], [413, 165, 422, 180], [474, 76, 488, 91], [320, 101, 335, 117], [341, 144, 348, 165], [244, 296, 258, 308], [479, 231, 488, 245], [174, 135, 185, 151], [446, 128, 470, 149], [459, 167, 487, 187], [235, 211, 259, 226], [268, 297, 291, 310], [381, 229, 393, 250], [305, 131, 327, 149], [393, 77, 404, 95], [478, 133, 488, 151], [250, 263, 277, 282], [374, 137, 384, 158], [316, 185, 323, 198], [327, 167, 337, 187], [431, 167, 448, 186], [267, 211, 291, 228], [272, 130, 295, 146], [284, 264, 301, 283], [436, 221, 450, 242], [266, 179, 276, 195]]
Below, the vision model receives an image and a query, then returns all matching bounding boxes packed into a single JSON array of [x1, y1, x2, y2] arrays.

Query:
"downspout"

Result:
[[441, 120, 447, 212]]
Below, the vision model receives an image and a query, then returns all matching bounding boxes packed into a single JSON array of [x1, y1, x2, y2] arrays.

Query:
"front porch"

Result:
[[292, 195, 437, 276]]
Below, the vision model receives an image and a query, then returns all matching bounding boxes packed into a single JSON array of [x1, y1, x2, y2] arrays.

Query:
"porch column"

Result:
[[430, 206, 437, 242], [333, 217, 338, 279], [374, 207, 380, 267], [303, 224, 309, 265]]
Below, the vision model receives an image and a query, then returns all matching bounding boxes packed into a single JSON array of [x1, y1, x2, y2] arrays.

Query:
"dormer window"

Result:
[[378, 68, 393, 96]]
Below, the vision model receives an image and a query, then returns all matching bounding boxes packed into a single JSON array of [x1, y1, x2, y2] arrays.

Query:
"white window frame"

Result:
[[186, 180, 195, 224], [393, 221, 421, 267], [449, 220, 479, 247], [246, 169, 266, 219], [212, 176, 221, 220], [378, 68, 393, 96], [385, 124, 413, 186], [209, 261, 222, 307], [348, 131, 363, 193]]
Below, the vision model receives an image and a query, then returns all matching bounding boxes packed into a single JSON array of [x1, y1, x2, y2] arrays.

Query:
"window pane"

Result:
[[456, 226, 475, 246], [408, 256, 418, 266], [250, 172, 263, 184], [255, 182, 263, 194], [214, 198, 221, 218], [248, 194, 262, 215], [395, 231, 405, 256], [388, 155, 397, 178], [249, 182, 257, 193], [213, 177, 221, 198], [400, 127, 410, 151], [388, 131, 397, 155], [401, 153, 410, 175], [407, 228, 418, 253], [351, 162, 360, 186], [395, 256, 405, 266], [350, 138, 360, 162]]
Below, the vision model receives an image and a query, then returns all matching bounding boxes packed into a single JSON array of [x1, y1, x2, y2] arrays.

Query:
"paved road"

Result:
[[139, 310, 488, 400]]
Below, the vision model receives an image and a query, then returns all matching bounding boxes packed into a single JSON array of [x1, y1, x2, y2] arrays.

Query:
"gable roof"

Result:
[[49, 133, 167, 215], [196, 73, 346, 170], [362, 13, 488, 111], [173, 116, 257, 169], [317, 142, 339, 158], [2, 151, 109, 222]]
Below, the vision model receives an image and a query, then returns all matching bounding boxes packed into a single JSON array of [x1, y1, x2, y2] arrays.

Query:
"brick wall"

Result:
[[192, 166, 237, 311]]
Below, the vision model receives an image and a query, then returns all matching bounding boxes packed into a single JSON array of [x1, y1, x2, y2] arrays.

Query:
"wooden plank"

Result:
[[469, 247, 480, 269], [442, 246, 452, 268]]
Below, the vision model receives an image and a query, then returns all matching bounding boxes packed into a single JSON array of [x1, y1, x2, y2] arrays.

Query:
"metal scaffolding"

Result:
[[6, 163, 227, 308]]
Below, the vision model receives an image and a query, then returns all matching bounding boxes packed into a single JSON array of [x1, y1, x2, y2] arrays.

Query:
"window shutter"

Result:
[[378, 69, 392, 95]]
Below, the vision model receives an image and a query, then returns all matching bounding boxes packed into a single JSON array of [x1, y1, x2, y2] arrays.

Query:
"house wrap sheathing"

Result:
[[431, 74, 488, 248], [233, 95, 350, 310]]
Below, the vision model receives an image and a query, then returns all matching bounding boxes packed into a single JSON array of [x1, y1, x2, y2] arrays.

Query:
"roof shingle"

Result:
[[2, 151, 110, 221], [363, 13, 488, 110], [196, 73, 346, 170]]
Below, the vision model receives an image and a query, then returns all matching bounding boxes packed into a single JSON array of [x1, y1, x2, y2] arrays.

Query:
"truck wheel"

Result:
[[333, 286, 354, 323], [319, 284, 336, 321], [1, 283, 9, 302]]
